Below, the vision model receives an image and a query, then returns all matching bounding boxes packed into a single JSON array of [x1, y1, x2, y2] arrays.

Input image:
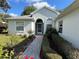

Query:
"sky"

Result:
[[0, 0, 75, 16]]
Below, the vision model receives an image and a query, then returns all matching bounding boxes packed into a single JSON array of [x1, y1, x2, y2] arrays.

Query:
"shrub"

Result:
[[0, 22, 7, 33], [41, 51, 49, 59], [28, 35, 36, 40], [21, 34, 27, 38], [46, 28, 79, 59], [41, 35, 62, 59], [28, 30, 33, 36], [45, 28, 59, 39]]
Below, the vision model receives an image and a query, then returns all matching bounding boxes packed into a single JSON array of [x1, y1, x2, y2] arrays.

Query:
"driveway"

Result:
[[23, 35, 43, 59]]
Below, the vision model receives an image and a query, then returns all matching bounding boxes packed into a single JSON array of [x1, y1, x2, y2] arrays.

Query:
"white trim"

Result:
[[5, 16, 34, 22]]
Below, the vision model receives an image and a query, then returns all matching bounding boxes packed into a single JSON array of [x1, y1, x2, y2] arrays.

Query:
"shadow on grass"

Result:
[[13, 35, 35, 55]]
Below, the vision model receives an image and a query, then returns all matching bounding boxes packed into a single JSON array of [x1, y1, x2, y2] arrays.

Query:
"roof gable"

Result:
[[31, 6, 60, 15]]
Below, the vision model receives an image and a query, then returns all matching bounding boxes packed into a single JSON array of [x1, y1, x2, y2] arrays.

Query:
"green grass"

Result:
[[46, 53, 62, 59], [0, 46, 3, 57], [0, 34, 25, 57], [0, 16, 3, 22], [0, 34, 24, 47]]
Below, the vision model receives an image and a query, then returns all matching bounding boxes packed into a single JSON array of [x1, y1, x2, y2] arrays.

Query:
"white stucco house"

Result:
[[6, 6, 59, 35], [55, 0, 79, 48], [6, 0, 79, 48]]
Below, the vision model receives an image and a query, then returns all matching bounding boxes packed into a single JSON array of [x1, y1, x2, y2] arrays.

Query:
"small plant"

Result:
[[28, 30, 33, 36], [28, 35, 35, 40], [45, 28, 59, 40], [1, 48, 15, 59], [9, 35, 18, 47], [21, 34, 27, 38]]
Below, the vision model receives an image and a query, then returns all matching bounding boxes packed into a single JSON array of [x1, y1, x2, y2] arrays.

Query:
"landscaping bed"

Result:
[[0, 34, 35, 59], [45, 28, 79, 59], [41, 36, 62, 59], [14, 35, 35, 55]]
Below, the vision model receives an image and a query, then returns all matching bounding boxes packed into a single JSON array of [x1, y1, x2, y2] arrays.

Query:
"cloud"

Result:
[[26, 0, 42, 2], [8, 0, 42, 3], [33, 2, 56, 9], [9, 13, 18, 16]]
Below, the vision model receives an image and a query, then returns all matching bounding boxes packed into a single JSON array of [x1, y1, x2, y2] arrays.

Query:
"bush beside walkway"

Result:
[[46, 28, 79, 59], [41, 36, 62, 59]]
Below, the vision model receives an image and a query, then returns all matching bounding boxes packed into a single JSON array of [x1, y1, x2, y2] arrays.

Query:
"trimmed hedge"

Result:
[[46, 28, 79, 59], [41, 36, 62, 59]]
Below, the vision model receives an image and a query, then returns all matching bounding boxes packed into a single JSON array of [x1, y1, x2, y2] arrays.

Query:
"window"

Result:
[[58, 21, 63, 33], [16, 26, 24, 31], [16, 22, 24, 31], [47, 24, 52, 29]]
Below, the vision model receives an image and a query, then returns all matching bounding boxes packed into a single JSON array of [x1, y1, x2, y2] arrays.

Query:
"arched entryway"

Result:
[[35, 19, 44, 35]]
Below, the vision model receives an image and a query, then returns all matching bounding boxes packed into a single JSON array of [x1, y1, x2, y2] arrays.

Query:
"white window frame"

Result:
[[58, 20, 63, 33], [16, 21, 24, 32]]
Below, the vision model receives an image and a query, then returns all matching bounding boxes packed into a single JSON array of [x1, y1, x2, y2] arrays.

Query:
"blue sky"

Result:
[[0, 0, 75, 16]]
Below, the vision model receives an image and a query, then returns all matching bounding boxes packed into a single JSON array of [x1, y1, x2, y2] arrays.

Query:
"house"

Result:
[[55, 0, 79, 48], [6, 6, 59, 35]]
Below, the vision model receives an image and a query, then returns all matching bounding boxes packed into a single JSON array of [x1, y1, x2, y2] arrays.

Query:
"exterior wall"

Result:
[[8, 20, 16, 34], [56, 8, 79, 48], [37, 8, 57, 17], [32, 8, 58, 34], [8, 20, 33, 36]]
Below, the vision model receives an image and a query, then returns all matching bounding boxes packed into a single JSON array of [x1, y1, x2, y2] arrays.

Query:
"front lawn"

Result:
[[0, 34, 24, 47], [0, 34, 25, 57], [0, 16, 3, 22]]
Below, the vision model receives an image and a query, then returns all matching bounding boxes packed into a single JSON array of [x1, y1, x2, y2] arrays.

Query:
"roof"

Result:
[[5, 15, 34, 21], [5, 6, 60, 22], [31, 6, 60, 15], [56, 0, 79, 20]]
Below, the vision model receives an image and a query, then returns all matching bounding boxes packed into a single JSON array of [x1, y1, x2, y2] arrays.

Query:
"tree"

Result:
[[0, 0, 11, 22], [21, 6, 36, 15], [0, 0, 10, 12]]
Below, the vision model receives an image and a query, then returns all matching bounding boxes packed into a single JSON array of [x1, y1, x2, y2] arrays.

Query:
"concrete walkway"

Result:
[[23, 35, 43, 59]]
